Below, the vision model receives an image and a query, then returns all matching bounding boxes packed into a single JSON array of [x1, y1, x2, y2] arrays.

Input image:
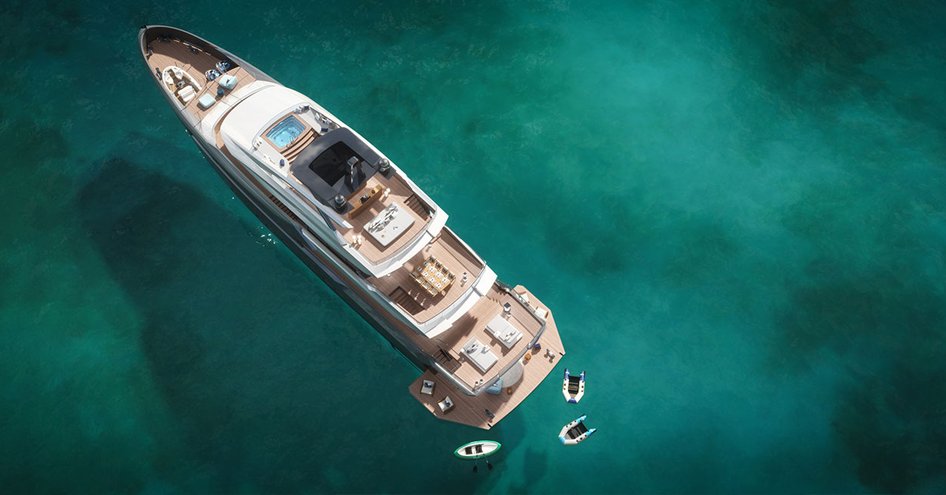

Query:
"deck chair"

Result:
[[420, 379, 435, 395], [438, 396, 454, 413]]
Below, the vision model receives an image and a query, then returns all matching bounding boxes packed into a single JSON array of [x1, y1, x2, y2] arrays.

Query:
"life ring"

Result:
[[523, 353, 532, 362]]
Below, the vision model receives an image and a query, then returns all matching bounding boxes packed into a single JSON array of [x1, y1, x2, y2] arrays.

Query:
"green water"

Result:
[[2, 1, 945, 493]]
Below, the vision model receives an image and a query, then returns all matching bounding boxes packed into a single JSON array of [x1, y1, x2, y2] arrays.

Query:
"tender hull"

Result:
[[563, 368, 585, 403], [453, 440, 502, 460], [559, 415, 596, 446]]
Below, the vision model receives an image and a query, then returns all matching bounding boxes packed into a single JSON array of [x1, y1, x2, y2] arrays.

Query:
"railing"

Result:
[[432, 362, 476, 396], [468, 282, 549, 396]]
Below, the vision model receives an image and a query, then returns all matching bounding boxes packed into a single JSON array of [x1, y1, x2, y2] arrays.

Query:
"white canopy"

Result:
[[219, 85, 309, 154]]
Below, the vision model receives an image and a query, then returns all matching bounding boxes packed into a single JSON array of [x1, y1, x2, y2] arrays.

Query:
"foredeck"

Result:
[[408, 286, 564, 429], [144, 36, 258, 123]]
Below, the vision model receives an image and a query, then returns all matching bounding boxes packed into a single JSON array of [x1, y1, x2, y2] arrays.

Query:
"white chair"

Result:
[[420, 380, 435, 396], [177, 86, 196, 103], [218, 74, 237, 90], [438, 396, 454, 413]]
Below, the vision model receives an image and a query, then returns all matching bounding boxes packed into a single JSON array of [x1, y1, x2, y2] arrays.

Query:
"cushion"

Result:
[[197, 93, 216, 109], [218, 75, 237, 90]]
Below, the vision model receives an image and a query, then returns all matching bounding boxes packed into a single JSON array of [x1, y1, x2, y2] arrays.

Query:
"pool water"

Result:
[[266, 116, 305, 148]]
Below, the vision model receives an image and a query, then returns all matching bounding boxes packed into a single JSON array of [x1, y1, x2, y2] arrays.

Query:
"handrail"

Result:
[[431, 362, 476, 396], [467, 282, 548, 395]]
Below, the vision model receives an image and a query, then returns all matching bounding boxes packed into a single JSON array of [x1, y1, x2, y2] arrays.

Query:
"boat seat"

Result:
[[218, 74, 238, 90], [420, 379, 435, 395], [197, 93, 216, 109], [438, 396, 454, 414], [177, 85, 196, 103]]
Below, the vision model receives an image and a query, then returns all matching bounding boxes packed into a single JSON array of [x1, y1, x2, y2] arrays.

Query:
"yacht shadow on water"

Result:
[[76, 155, 490, 492]]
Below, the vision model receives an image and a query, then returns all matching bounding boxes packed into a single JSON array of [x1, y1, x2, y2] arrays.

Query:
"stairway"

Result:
[[282, 128, 317, 163], [435, 349, 461, 372], [389, 287, 424, 315], [403, 194, 430, 219]]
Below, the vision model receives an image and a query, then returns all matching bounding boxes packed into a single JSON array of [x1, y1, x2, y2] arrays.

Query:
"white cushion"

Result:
[[178, 86, 197, 104], [218, 74, 237, 90], [197, 93, 216, 109]]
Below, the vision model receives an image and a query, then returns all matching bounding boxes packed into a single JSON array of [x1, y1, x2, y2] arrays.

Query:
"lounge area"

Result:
[[340, 173, 433, 263], [485, 314, 523, 349], [461, 338, 498, 372], [370, 228, 485, 322]]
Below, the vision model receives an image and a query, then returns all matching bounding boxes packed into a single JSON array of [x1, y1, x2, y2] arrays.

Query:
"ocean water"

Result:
[[1, 0, 945, 493]]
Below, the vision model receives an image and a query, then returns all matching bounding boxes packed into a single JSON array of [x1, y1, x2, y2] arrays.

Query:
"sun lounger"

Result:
[[486, 314, 523, 349]]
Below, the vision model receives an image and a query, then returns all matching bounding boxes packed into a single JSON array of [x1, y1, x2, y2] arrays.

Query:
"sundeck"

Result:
[[139, 26, 565, 429]]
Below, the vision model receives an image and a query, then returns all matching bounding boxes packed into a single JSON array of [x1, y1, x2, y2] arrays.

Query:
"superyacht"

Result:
[[138, 26, 564, 429]]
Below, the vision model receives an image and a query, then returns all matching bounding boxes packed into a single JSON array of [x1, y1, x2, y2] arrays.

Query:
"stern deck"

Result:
[[408, 286, 563, 429]]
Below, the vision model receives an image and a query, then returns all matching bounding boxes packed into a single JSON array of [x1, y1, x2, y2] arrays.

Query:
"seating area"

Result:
[[485, 314, 523, 349], [347, 184, 385, 219], [177, 86, 196, 103], [365, 203, 415, 247], [461, 338, 498, 373], [420, 379, 435, 395], [438, 396, 454, 414], [411, 256, 456, 296], [162, 66, 202, 105]]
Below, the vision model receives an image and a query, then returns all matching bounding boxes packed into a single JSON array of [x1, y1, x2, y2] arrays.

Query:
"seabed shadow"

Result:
[[77, 149, 528, 492]]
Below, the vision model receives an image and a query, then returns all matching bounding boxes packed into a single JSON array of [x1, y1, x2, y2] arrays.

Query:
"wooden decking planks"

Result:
[[145, 38, 258, 124], [283, 128, 318, 163], [369, 228, 485, 323], [145, 37, 217, 83], [342, 174, 428, 263], [407, 287, 564, 429], [432, 285, 543, 387]]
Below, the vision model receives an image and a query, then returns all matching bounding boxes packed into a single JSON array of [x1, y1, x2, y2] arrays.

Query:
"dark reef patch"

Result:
[[773, 222, 946, 491], [725, 0, 887, 107], [75, 157, 407, 492], [660, 220, 738, 286], [0, 118, 69, 171], [73, 154, 519, 492], [542, 193, 645, 276], [775, 264, 945, 360], [833, 362, 946, 493]]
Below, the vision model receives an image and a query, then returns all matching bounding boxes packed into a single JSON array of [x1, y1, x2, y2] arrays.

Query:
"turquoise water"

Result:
[[2, 1, 945, 493]]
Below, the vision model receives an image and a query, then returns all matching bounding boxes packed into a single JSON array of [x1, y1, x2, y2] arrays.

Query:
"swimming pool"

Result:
[[266, 116, 305, 148]]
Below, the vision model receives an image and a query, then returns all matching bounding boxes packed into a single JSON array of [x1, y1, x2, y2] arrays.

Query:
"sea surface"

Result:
[[2, 1, 945, 493]]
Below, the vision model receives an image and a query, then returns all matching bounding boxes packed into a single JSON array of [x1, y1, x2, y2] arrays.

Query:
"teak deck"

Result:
[[341, 174, 432, 264], [143, 29, 565, 431], [370, 228, 484, 322], [408, 286, 564, 429], [145, 37, 258, 123]]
